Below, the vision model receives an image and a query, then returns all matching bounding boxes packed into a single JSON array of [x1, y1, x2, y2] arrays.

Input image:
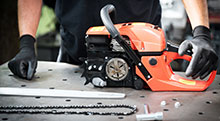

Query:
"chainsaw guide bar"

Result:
[[0, 87, 125, 99]]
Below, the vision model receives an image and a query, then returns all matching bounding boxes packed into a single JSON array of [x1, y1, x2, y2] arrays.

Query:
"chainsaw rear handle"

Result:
[[100, 4, 119, 38], [165, 51, 216, 81], [143, 51, 217, 91]]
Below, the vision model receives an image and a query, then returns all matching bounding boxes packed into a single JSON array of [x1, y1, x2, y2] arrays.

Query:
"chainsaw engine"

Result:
[[82, 34, 144, 89]]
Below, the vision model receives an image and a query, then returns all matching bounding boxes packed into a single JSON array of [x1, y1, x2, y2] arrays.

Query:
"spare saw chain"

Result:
[[0, 104, 137, 116]]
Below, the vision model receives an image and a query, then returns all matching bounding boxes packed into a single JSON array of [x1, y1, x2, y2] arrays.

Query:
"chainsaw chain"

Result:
[[0, 104, 137, 116]]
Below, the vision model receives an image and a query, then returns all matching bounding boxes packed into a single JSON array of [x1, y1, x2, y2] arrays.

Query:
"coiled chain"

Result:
[[0, 104, 137, 116]]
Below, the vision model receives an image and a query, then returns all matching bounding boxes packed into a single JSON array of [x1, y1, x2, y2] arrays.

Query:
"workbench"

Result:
[[0, 61, 219, 121]]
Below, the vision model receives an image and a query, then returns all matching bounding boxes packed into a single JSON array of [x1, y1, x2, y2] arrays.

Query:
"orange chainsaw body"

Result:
[[86, 22, 216, 91]]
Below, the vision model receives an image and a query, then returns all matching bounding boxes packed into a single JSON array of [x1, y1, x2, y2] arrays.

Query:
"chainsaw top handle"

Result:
[[100, 4, 119, 38]]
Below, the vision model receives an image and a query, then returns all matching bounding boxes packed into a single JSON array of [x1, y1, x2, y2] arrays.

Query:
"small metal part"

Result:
[[88, 65, 92, 70], [174, 102, 181, 108], [160, 101, 167, 106], [92, 77, 107, 87], [111, 39, 125, 52], [152, 25, 159, 30], [98, 65, 103, 71], [134, 77, 137, 80], [144, 104, 149, 114], [136, 104, 163, 121], [84, 60, 88, 64], [105, 58, 129, 81], [136, 112, 164, 121], [138, 63, 142, 66]]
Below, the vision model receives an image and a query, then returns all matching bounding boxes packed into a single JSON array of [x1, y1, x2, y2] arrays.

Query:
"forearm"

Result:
[[18, 0, 42, 38], [182, 0, 209, 29]]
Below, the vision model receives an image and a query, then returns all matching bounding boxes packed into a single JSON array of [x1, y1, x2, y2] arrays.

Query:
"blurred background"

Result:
[[0, 0, 220, 73]]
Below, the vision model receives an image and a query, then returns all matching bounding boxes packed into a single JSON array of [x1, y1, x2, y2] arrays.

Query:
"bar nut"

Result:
[[174, 102, 181, 108], [160, 101, 166, 106]]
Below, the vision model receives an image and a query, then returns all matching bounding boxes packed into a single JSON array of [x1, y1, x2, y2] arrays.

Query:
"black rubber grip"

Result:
[[100, 4, 119, 38]]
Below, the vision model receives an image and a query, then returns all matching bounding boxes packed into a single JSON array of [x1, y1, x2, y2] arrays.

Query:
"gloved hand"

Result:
[[8, 35, 37, 80], [178, 25, 218, 79]]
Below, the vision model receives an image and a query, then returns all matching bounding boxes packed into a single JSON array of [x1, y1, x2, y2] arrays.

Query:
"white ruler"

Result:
[[0, 87, 125, 99]]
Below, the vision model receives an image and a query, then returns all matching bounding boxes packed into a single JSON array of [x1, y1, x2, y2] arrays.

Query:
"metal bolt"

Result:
[[98, 66, 102, 71], [134, 77, 137, 80], [160, 101, 166, 106], [88, 65, 92, 70], [99, 81, 107, 87], [174, 102, 181, 108], [85, 60, 88, 64], [138, 63, 142, 66]]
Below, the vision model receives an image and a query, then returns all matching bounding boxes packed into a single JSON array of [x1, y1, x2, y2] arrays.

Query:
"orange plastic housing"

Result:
[[87, 22, 166, 52], [136, 52, 216, 91], [86, 22, 216, 91]]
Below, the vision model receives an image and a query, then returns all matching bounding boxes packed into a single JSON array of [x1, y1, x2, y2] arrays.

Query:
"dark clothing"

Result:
[[55, 0, 162, 64]]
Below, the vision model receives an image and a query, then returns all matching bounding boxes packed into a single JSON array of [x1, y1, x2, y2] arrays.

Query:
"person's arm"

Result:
[[178, 0, 218, 79], [18, 0, 42, 37], [182, 0, 209, 29], [8, 0, 42, 80]]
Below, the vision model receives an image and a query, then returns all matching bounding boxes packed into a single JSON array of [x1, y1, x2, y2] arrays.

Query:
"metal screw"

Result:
[[85, 60, 88, 64], [88, 65, 92, 70], [134, 77, 137, 80], [138, 63, 142, 66], [98, 66, 102, 71]]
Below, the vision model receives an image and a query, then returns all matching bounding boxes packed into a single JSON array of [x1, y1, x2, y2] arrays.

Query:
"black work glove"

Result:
[[178, 26, 218, 79], [8, 35, 37, 80]]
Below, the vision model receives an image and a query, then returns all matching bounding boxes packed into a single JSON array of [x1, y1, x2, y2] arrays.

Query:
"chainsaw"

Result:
[[82, 4, 217, 91]]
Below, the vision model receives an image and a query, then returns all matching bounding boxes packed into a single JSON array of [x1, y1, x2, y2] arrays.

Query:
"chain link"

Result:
[[0, 104, 137, 116]]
